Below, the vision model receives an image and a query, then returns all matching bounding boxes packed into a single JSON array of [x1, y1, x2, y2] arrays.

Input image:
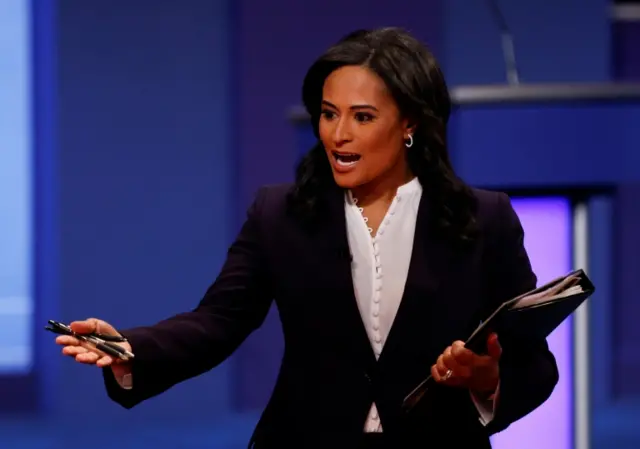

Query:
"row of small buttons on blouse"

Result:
[[352, 195, 403, 358]]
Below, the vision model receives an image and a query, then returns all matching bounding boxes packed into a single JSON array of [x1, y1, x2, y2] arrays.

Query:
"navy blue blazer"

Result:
[[103, 182, 559, 448]]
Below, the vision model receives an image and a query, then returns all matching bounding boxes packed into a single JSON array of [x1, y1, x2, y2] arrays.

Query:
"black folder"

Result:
[[402, 269, 596, 412]]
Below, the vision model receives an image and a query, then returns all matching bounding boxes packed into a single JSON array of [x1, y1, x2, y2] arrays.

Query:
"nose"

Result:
[[331, 117, 353, 147]]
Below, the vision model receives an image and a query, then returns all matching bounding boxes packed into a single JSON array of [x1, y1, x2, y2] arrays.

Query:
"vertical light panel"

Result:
[[572, 203, 590, 449], [0, 0, 32, 373], [491, 197, 573, 449]]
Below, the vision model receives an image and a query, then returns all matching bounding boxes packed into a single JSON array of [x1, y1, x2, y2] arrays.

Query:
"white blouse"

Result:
[[344, 177, 495, 432]]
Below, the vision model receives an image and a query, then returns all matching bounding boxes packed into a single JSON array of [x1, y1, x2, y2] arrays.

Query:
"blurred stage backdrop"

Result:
[[1, 0, 639, 448]]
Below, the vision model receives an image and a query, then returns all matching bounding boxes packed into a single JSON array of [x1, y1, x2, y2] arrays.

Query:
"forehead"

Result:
[[322, 65, 394, 107]]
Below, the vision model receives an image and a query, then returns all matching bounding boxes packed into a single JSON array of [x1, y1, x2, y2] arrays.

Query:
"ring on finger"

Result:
[[443, 369, 453, 381]]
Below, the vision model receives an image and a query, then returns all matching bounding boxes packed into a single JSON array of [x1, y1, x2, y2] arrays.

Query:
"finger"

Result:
[[96, 355, 114, 368], [444, 345, 471, 378], [442, 346, 456, 369], [487, 333, 502, 360], [433, 359, 465, 386], [55, 335, 81, 346], [69, 318, 99, 335], [431, 364, 442, 382], [435, 353, 448, 377], [62, 345, 89, 357], [62, 338, 106, 356], [76, 352, 100, 364], [451, 341, 476, 367]]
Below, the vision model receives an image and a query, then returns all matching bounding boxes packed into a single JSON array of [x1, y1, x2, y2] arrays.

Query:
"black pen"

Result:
[[45, 320, 134, 361], [81, 334, 135, 361]]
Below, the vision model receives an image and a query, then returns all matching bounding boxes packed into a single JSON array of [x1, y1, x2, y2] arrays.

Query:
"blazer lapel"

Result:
[[306, 186, 474, 375], [377, 193, 461, 366], [311, 185, 378, 373]]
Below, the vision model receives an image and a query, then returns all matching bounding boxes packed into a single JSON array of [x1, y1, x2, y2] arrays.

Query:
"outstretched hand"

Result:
[[55, 318, 132, 374], [431, 332, 502, 395]]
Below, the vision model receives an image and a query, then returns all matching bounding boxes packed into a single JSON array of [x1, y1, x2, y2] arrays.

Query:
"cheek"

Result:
[[361, 131, 404, 164], [364, 151, 404, 179], [318, 121, 332, 146]]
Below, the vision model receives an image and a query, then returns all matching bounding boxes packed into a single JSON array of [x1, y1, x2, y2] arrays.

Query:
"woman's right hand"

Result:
[[56, 318, 132, 377]]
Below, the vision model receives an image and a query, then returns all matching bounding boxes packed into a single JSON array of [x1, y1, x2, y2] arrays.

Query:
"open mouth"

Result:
[[332, 151, 361, 167]]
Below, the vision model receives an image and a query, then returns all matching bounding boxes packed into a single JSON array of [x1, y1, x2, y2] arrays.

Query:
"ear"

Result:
[[403, 121, 417, 140], [407, 124, 417, 139]]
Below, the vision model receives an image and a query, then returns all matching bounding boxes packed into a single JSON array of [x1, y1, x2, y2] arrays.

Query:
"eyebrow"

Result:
[[322, 100, 379, 112]]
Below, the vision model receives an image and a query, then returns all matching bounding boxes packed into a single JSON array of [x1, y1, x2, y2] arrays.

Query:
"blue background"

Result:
[[2, 0, 639, 448], [0, 0, 32, 374]]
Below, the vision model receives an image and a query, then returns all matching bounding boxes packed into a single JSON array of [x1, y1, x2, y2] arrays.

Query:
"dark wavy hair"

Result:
[[288, 27, 478, 244]]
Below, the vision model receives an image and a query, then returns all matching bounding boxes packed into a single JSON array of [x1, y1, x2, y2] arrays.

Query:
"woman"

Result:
[[55, 28, 558, 448]]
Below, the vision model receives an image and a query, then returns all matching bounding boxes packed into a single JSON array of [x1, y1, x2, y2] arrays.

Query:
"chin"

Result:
[[331, 171, 364, 190]]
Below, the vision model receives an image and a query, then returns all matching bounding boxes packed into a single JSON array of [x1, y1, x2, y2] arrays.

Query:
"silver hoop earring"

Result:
[[405, 134, 414, 148]]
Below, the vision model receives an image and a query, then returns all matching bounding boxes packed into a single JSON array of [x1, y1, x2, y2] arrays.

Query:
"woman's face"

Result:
[[319, 65, 413, 192]]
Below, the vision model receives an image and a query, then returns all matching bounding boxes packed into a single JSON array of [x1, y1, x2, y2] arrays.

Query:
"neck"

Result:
[[351, 166, 414, 207]]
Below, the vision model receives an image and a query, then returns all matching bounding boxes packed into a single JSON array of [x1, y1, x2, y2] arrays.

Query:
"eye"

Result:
[[354, 112, 375, 123], [321, 109, 337, 120]]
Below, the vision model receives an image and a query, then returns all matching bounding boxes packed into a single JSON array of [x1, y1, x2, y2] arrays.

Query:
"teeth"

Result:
[[336, 158, 358, 167]]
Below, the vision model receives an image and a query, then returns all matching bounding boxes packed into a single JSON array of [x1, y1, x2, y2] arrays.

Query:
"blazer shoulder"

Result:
[[253, 183, 294, 208], [248, 183, 295, 223], [470, 187, 515, 231]]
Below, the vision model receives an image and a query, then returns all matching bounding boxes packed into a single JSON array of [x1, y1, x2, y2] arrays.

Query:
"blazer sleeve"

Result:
[[103, 187, 275, 409], [485, 193, 560, 435]]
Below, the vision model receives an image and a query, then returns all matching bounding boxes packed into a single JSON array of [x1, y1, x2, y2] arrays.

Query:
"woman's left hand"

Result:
[[432, 332, 502, 395]]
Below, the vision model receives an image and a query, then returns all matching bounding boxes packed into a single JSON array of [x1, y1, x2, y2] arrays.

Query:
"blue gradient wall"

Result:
[[0, 0, 33, 375], [38, 0, 240, 429], [443, 0, 610, 85]]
